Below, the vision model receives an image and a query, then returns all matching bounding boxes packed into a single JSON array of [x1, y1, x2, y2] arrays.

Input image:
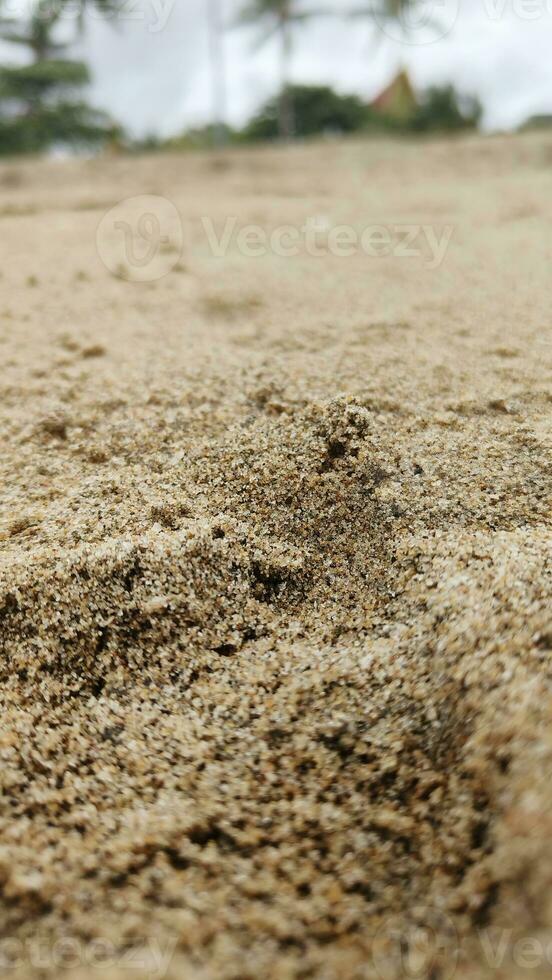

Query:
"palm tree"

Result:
[[237, 0, 320, 141], [208, 0, 227, 147], [1, 0, 67, 62], [2, 0, 130, 52], [0, 0, 133, 71]]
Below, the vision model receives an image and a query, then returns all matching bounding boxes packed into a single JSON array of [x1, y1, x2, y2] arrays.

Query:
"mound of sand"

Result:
[[0, 134, 551, 978]]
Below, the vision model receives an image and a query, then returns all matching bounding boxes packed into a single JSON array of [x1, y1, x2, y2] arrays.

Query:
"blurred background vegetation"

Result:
[[0, 0, 529, 158], [0, 0, 122, 154], [157, 81, 481, 151]]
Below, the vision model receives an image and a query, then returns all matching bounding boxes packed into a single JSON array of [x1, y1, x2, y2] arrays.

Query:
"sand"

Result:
[[0, 133, 551, 979]]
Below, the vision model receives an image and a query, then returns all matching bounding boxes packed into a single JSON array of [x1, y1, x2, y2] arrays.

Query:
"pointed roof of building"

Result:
[[371, 69, 417, 121]]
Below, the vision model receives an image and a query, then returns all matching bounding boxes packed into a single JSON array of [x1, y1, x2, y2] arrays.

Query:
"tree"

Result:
[[0, 0, 119, 155], [1, 4, 67, 60], [238, 80, 481, 143], [237, 0, 322, 141], [410, 86, 481, 133], [241, 84, 371, 141], [1, 0, 123, 46], [207, 0, 227, 147]]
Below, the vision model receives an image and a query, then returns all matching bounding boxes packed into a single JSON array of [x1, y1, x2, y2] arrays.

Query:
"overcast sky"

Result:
[[3, 0, 552, 136]]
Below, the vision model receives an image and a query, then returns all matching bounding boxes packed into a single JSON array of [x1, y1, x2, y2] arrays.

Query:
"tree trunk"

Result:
[[278, 14, 294, 141], [208, 0, 227, 148]]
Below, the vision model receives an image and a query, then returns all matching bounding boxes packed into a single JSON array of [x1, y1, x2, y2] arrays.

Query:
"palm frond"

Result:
[[235, 0, 324, 27]]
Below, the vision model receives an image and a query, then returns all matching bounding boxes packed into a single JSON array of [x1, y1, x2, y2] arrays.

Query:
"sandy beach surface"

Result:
[[0, 133, 551, 978]]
